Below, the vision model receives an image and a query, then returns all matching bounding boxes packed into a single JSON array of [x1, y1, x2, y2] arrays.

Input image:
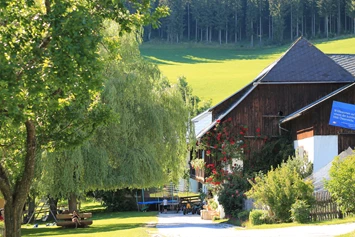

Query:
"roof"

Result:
[[328, 54, 355, 76], [280, 82, 355, 123], [196, 38, 355, 139], [257, 38, 355, 83], [196, 84, 257, 139]]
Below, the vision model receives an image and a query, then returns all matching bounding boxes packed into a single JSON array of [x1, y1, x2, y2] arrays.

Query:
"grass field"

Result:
[[140, 36, 355, 106], [20, 200, 157, 237]]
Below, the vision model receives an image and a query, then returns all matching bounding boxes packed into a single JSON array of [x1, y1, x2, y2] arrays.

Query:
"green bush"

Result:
[[249, 210, 269, 225], [325, 153, 355, 213], [217, 170, 249, 218], [246, 156, 315, 222], [291, 200, 310, 223], [237, 210, 250, 222], [94, 189, 137, 211]]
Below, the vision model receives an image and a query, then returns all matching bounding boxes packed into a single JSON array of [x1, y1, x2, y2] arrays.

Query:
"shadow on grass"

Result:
[[22, 222, 144, 236], [140, 46, 287, 65]]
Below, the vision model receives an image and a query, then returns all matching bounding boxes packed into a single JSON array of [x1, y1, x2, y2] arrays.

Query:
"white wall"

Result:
[[189, 178, 199, 193], [294, 135, 338, 172], [314, 136, 338, 171]]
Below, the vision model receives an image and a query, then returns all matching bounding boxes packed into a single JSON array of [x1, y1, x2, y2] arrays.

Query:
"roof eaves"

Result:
[[280, 83, 355, 124], [197, 85, 257, 139], [191, 109, 211, 122]]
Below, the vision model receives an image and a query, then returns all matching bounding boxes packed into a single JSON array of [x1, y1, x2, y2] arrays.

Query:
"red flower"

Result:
[[227, 117, 232, 122], [214, 144, 218, 149], [230, 140, 235, 145], [240, 131, 244, 135], [256, 127, 261, 133], [216, 119, 221, 123], [206, 150, 211, 156]]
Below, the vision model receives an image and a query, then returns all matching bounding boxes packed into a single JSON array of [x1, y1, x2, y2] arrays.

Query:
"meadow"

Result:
[[19, 201, 157, 237], [140, 37, 355, 106]]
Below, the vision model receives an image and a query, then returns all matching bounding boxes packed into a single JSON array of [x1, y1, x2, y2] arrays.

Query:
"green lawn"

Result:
[[237, 215, 355, 230], [140, 36, 355, 106], [21, 211, 157, 237]]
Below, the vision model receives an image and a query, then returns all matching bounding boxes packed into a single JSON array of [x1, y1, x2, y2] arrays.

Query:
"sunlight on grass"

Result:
[[337, 230, 355, 237], [21, 211, 157, 237], [141, 37, 355, 106], [241, 215, 355, 230]]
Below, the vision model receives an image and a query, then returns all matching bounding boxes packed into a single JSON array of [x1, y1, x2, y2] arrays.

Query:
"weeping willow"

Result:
[[38, 21, 189, 198]]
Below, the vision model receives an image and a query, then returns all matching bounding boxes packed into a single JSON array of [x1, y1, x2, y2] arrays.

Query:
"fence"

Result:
[[310, 191, 343, 221]]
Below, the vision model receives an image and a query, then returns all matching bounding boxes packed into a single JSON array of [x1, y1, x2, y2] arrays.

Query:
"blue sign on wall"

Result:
[[329, 101, 355, 130]]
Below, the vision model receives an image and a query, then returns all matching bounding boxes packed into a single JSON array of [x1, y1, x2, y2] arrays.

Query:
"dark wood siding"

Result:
[[282, 84, 355, 153], [225, 83, 345, 138], [338, 134, 355, 153]]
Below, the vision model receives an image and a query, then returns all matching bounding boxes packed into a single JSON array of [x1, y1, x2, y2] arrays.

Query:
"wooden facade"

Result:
[[282, 85, 355, 153], [192, 38, 355, 183], [216, 83, 347, 138]]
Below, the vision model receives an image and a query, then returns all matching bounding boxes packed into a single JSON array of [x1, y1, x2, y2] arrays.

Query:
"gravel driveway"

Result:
[[155, 212, 355, 237]]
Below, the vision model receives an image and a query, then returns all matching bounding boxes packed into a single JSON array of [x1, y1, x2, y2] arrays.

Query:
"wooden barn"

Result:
[[191, 37, 355, 186], [280, 83, 355, 171]]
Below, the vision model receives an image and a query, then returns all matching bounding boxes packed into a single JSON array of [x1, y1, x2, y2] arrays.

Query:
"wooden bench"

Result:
[[56, 213, 93, 228]]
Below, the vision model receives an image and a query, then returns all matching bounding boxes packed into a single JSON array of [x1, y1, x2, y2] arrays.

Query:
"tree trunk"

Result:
[[48, 197, 58, 221], [259, 16, 262, 45], [269, 15, 271, 39], [219, 29, 222, 44], [291, 4, 293, 41], [325, 16, 329, 38], [26, 196, 36, 223], [1, 121, 37, 237], [225, 21, 228, 44], [187, 3, 190, 41], [353, 18, 355, 34], [337, 0, 341, 35], [235, 12, 238, 43], [206, 26, 208, 42], [68, 193, 78, 212], [195, 20, 198, 42], [209, 26, 212, 42], [312, 13, 315, 37], [251, 20, 254, 47], [4, 200, 23, 237]]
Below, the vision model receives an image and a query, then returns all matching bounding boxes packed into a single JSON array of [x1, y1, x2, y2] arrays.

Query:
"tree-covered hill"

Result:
[[144, 0, 355, 45]]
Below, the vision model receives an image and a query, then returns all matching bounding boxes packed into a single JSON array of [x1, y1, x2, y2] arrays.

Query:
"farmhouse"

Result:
[[190, 37, 355, 191]]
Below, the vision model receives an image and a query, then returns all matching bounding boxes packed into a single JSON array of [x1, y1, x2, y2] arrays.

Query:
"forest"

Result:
[[144, 0, 355, 46]]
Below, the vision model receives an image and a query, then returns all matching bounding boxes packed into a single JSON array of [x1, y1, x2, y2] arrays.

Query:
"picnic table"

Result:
[[56, 212, 93, 228]]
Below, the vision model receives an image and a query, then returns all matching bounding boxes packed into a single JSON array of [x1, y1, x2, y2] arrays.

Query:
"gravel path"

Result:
[[155, 212, 355, 237]]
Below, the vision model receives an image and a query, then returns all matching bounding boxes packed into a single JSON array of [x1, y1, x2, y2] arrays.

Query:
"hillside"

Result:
[[141, 37, 355, 106]]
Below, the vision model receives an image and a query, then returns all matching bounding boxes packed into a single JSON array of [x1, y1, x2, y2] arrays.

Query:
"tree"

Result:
[[318, 0, 336, 37], [246, 156, 314, 222], [177, 76, 211, 117], [38, 21, 189, 211], [345, 0, 355, 34], [269, 0, 289, 42], [0, 1, 166, 236], [230, 0, 243, 43], [325, 153, 355, 213]]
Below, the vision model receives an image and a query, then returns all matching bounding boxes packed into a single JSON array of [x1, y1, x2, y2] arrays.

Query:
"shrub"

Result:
[[95, 189, 137, 211], [246, 156, 314, 222], [325, 153, 355, 213], [237, 210, 250, 222], [291, 200, 311, 223], [249, 210, 269, 225], [217, 170, 248, 217]]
